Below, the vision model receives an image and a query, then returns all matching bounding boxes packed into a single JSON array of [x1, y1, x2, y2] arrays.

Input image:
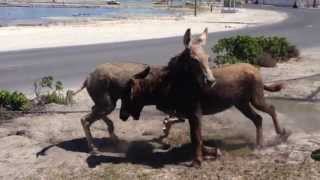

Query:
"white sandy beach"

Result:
[[0, 8, 287, 52]]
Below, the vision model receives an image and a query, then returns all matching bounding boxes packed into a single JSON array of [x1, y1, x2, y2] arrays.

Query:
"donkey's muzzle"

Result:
[[204, 76, 216, 87], [119, 110, 130, 121]]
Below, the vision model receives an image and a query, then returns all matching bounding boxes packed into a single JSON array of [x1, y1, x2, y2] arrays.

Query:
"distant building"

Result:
[[257, 0, 318, 7]]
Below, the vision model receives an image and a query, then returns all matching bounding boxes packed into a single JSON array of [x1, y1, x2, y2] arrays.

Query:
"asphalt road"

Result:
[[1, 5, 320, 94]]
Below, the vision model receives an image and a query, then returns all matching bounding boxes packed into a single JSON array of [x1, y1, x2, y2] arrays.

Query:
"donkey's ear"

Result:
[[133, 66, 151, 79], [183, 28, 191, 48], [198, 28, 208, 45]]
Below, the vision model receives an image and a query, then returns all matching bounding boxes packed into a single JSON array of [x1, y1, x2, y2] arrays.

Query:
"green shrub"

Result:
[[33, 76, 69, 105], [0, 90, 11, 106], [257, 36, 295, 60], [212, 35, 299, 66], [0, 90, 31, 111]]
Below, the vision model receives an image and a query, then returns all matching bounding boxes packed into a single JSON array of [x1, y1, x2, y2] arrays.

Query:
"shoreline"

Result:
[[0, 2, 118, 8], [0, 8, 288, 52]]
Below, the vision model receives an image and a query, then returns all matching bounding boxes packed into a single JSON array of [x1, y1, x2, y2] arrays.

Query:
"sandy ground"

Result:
[[0, 98, 320, 179], [0, 8, 287, 52]]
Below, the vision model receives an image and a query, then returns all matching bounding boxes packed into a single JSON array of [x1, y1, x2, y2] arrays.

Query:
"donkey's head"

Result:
[[120, 67, 152, 121], [168, 28, 215, 87]]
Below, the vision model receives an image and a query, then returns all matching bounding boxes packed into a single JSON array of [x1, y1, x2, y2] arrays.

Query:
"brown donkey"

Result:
[[160, 63, 289, 147], [126, 63, 290, 167], [71, 63, 151, 154]]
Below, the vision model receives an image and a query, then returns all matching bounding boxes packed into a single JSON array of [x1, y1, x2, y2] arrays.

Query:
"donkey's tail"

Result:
[[65, 79, 87, 105], [263, 83, 284, 92], [71, 78, 87, 96]]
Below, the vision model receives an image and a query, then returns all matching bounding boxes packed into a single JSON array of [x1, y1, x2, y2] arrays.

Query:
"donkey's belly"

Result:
[[201, 102, 233, 115], [200, 93, 234, 115]]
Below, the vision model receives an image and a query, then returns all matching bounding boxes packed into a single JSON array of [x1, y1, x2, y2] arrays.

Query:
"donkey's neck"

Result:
[[158, 65, 203, 115]]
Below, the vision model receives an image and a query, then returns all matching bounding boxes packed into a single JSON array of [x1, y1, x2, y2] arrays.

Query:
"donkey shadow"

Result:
[[36, 137, 195, 168], [86, 139, 196, 168], [36, 137, 255, 168]]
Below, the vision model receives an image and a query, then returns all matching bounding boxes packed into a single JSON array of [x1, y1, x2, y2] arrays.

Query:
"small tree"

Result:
[[33, 76, 70, 105]]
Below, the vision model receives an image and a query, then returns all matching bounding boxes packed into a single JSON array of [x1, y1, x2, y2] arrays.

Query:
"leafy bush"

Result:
[[212, 35, 299, 66], [0, 90, 31, 111], [256, 36, 299, 60], [34, 76, 70, 105]]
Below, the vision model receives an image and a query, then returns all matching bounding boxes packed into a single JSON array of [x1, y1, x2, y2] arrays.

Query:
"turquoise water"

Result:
[[0, 1, 180, 25], [0, 6, 171, 19]]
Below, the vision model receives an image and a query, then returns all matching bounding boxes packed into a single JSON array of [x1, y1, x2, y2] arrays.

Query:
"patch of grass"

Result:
[[100, 166, 123, 180], [99, 164, 157, 180], [23, 153, 320, 180], [136, 169, 157, 180], [227, 145, 252, 157]]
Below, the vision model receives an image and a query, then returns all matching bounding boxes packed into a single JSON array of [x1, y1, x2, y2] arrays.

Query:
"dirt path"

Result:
[[1, 50, 320, 179]]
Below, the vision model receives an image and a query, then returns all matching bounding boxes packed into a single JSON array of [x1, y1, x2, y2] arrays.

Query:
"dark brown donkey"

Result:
[[124, 46, 290, 167], [123, 28, 218, 167]]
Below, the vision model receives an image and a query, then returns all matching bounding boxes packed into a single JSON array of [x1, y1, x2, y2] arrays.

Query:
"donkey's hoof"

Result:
[[110, 135, 119, 143], [202, 146, 221, 160], [279, 128, 291, 142], [190, 159, 202, 168], [255, 144, 264, 150], [152, 135, 166, 142], [89, 148, 100, 155], [162, 127, 167, 133]]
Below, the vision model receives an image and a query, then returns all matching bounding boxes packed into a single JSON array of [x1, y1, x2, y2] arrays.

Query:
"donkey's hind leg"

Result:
[[236, 103, 263, 148], [81, 111, 103, 154], [82, 93, 117, 153], [100, 94, 118, 141], [251, 89, 290, 141], [162, 116, 185, 138], [102, 116, 119, 142], [152, 116, 185, 143]]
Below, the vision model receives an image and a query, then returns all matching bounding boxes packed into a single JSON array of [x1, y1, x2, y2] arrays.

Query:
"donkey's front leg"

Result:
[[188, 114, 203, 168]]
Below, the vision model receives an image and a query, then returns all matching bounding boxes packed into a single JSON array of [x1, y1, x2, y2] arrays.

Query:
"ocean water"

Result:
[[0, 0, 181, 25]]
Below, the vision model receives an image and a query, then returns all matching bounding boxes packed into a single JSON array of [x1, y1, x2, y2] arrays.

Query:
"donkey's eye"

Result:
[[191, 57, 200, 65]]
